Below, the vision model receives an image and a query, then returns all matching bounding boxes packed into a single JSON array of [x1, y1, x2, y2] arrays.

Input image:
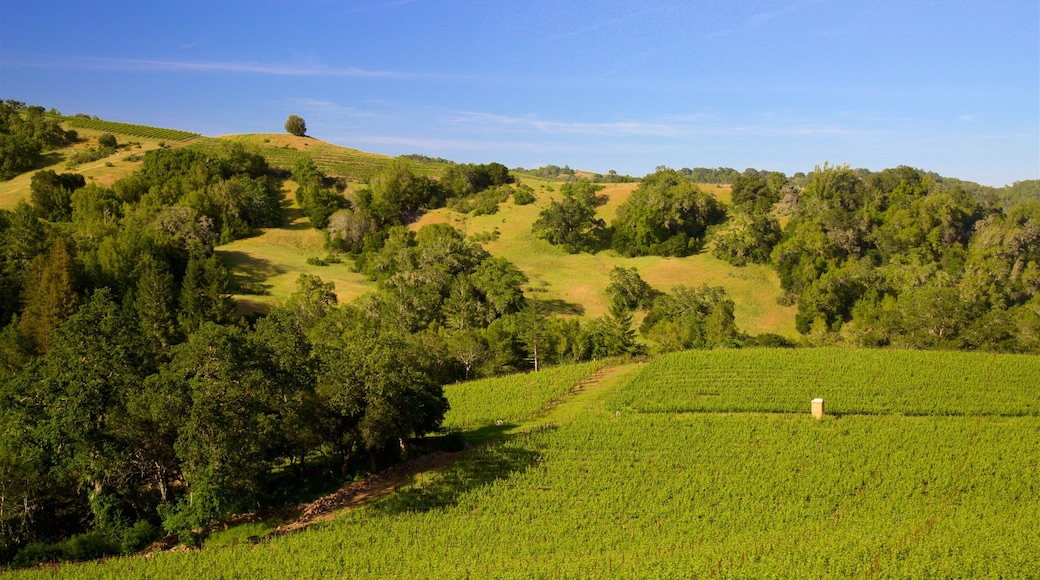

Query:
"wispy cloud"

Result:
[[3, 56, 442, 80], [443, 111, 873, 140], [292, 98, 396, 120], [178, 36, 213, 50], [338, 0, 421, 15], [542, 8, 650, 43]]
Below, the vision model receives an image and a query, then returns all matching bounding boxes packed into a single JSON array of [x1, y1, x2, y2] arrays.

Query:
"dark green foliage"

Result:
[[312, 318, 448, 458], [513, 164, 576, 180], [284, 114, 307, 137], [611, 168, 726, 257], [513, 183, 536, 205], [17, 237, 78, 353], [678, 166, 741, 184], [0, 102, 72, 180], [711, 209, 782, 266], [605, 266, 658, 311], [531, 179, 606, 253], [468, 185, 511, 216], [729, 169, 786, 213], [177, 255, 234, 333], [772, 163, 1040, 349], [30, 169, 86, 221], [641, 284, 739, 352], [439, 162, 513, 198], [365, 158, 439, 224], [358, 224, 529, 334], [97, 133, 117, 149]]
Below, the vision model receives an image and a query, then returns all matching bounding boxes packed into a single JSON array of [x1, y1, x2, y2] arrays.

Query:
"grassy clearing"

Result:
[[414, 179, 796, 336], [215, 182, 375, 314]]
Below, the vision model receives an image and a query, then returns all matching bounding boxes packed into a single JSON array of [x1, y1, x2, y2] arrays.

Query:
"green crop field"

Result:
[[442, 360, 610, 430], [61, 117, 201, 142], [21, 348, 1039, 578]]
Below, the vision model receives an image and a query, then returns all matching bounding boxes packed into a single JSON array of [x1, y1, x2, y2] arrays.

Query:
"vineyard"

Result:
[[442, 360, 609, 430], [616, 348, 1040, 417], [14, 349, 1040, 578], [61, 117, 201, 142]]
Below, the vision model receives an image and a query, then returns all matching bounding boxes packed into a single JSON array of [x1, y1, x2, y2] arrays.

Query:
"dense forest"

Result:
[[0, 103, 1037, 566]]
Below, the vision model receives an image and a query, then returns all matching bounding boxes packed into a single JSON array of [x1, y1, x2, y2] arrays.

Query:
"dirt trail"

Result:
[[247, 362, 642, 540], [268, 451, 463, 535]]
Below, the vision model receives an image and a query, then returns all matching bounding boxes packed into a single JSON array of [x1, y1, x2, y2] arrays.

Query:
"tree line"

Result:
[[0, 101, 78, 180], [529, 163, 1040, 352]]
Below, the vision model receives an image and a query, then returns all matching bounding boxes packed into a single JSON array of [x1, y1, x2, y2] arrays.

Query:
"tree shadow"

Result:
[[371, 425, 553, 516], [218, 250, 286, 295], [36, 151, 66, 169], [584, 227, 614, 254], [532, 298, 585, 316], [280, 198, 312, 231]]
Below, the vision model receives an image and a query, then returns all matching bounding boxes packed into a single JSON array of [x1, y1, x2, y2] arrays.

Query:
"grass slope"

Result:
[[0, 126, 202, 210], [22, 349, 1038, 578], [215, 181, 376, 314], [413, 179, 796, 336], [216, 134, 452, 182], [0, 121, 796, 335]]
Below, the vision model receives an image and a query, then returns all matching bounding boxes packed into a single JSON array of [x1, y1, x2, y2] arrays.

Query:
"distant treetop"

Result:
[[285, 114, 307, 137]]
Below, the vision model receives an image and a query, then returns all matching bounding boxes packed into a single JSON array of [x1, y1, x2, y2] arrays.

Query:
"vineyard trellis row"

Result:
[[62, 117, 201, 142]]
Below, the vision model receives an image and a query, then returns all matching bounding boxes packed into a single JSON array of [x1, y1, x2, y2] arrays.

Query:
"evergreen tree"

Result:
[[177, 255, 234, 333], [18, 237, 77, 353]]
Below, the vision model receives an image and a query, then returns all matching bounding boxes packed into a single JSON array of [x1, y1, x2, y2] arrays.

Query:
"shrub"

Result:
[[97, 133, 117, 149]]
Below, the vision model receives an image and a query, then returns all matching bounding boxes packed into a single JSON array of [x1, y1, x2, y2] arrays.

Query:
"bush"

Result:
[[513, 184, 536, 205], [97, 133, 117, 148], [13, 531, 120, 568]]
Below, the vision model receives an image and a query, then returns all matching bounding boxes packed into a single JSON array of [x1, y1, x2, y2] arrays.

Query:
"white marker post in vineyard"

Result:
[[811, 398, 825, 419]]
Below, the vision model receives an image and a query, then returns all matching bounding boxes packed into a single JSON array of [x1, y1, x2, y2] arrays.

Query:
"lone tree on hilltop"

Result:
[[285, 114, 307, 137]]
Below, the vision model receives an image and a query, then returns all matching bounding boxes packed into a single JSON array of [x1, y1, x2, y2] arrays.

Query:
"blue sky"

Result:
[[1, 0, 1037, 186]]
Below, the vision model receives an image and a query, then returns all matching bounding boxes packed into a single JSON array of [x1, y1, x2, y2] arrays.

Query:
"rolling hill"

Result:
[[0, 118, 797, 336]]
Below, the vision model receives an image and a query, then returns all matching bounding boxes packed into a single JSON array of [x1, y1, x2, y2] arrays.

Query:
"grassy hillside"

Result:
[[0, 120, 796, 336], [411, 179, 796, 336], [0, 120, 204, 209], [23, 349, 1038, 578], [215, 134, 452, 182]]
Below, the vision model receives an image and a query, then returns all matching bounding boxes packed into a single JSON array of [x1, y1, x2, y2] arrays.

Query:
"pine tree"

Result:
[[133, 255, 179, 354], [18, 237, 77, 353]]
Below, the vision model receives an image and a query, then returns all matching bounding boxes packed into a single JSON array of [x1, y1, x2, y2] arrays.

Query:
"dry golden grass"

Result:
[[0, 129, 182, 209], [411, 181, 796, 337]]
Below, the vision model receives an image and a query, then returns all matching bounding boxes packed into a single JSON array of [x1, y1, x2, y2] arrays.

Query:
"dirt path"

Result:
[[523, 362, 644, 430], [243, 361, 643, 540], [268, 451, 463, 536]]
